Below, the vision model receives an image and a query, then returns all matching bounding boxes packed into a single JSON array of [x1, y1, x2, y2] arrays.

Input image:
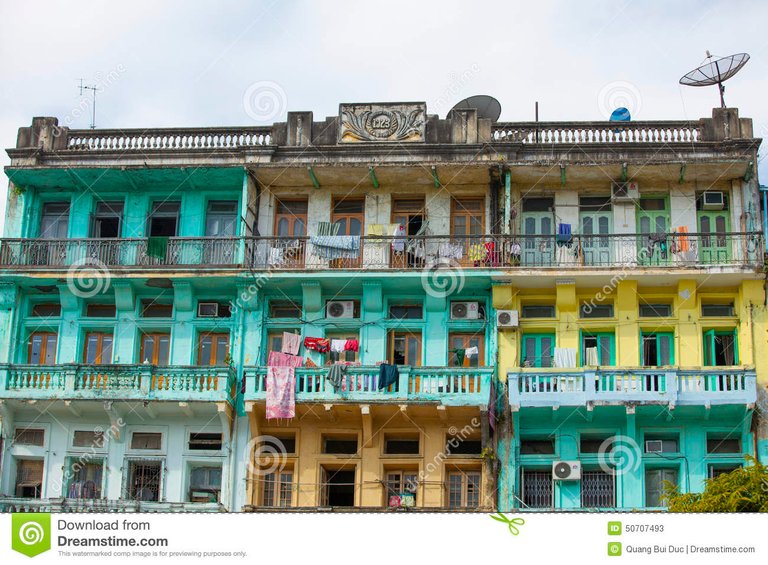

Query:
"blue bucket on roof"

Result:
[[609, 107, 631, 122]]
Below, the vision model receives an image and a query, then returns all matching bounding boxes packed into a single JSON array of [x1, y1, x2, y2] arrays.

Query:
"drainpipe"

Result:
[[760, 185, 768, 252]]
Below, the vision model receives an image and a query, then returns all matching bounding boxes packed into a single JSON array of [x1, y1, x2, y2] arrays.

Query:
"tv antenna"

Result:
[[77, 79, 99, 129], [679, 51, 750, 108]]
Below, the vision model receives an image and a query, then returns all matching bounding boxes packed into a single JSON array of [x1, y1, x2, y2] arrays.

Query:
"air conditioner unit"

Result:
[[197, 302, 219, 317], [496, 310, 519, 328], [326, 300, 355, 319], [702, 191, 725, 210], [450, 301, 480, 320], [552, 461, 581, 481], [611, 181, 639, 201], [645, 440, 664, 453]]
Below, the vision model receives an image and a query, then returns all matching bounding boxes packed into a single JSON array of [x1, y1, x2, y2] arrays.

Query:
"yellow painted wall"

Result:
[[493, 278, 765, 378]]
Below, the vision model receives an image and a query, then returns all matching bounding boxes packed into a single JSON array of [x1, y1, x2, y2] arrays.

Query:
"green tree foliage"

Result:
[[664, 457, 768, 512]]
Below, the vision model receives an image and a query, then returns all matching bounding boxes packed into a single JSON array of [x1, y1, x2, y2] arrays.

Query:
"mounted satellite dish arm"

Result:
[[679, 52, 750, 109]]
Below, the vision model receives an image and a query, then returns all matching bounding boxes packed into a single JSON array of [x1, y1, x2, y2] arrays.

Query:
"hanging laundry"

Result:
[[326, 363, 348, 393], [266, 366, 295, 419], [465, 346, 479, 359], [438, 242, 464, 260], [367, 224, 386, 236], [468, 243, 485, 262], [267, 350, 304, 368], [268, 247, 285, 266], [344, 339, 359, 352], [330, 339, 346, 353], [147, 236, 169, 260], [281, 332, 301, 356], [391, 224, 406, 252], [310, 235, 361, 260], [452, 348, 465, 365], [554, 347, 577, 368], [675, 226, 690, 252], [303, 337, 330, 353], [378, 363, 399, 390], [585, 347, 599, 366]]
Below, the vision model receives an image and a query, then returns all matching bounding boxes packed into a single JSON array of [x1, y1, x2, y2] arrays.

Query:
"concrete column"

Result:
[[0, 283, 19, 364], [424, 294, 447, 366], [360, 282, 385, 365], [676, 280, 699, 366], [56, 285, 80, 363], [616, 280, 639, 366]]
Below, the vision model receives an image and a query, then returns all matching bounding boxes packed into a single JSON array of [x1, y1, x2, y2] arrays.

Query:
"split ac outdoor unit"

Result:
[[197, 302, 219, 317], [326, 300, 355, 319], [450, 301, 480, 320], [702, 191, 725, 210], [645, 440, 664, 453], [552, 461, 581, 481], [496, 310, 519, 328], [611, 181, 639, 202]]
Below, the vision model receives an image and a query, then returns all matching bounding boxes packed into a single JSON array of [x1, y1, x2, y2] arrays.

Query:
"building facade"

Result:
[[0, 102, 765, 512]]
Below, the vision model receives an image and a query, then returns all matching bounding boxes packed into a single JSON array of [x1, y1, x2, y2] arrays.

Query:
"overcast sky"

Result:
[[1, 0, 767, 231]]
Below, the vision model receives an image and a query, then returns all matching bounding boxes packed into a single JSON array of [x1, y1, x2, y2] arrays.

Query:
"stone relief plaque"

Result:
[[339, 102, 426, 143]]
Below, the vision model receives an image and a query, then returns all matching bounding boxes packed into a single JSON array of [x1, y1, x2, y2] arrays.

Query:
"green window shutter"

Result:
[[522, 334, 555, 368], [703, 329, 715, 366]]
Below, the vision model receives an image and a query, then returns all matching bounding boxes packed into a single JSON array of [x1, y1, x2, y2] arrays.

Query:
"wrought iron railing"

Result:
[[0, 233, 761, 269], [0, 237, 243, 268]]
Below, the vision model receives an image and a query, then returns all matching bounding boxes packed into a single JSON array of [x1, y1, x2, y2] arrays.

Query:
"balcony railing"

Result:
[[0, 237, 243, 268], [66, 126, 273, 151], [0, 497, 225, 513], [243, 366, 493, 406], [0, 364, 235, 403], [0, 233, 761, 270], [508, 368, 757, 409], [245, 232, 763, 270], [491, 120, 701, 144]]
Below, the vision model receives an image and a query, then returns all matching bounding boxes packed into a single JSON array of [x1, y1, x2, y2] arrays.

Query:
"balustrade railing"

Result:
[[491, 121, 701, 144], [508, 368, 756, 408], [0, 364, 235, 402], [66, 127, 273, 151], [243, 366, 492, 405]]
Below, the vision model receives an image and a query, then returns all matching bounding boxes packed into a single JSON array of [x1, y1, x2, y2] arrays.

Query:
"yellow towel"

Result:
[[468, 243, 485, 261], [368, 224, 386, 236]]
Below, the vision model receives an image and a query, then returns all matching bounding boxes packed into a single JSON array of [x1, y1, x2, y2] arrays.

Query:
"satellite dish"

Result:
[[450, 95, 502, 122], [609, 107, 631, 122], [679, 52, 750, 108]]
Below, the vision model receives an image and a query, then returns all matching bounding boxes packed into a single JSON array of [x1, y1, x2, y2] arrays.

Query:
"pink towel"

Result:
[[266, 366, 295, 419], [281, 332, 301, 355], [267, 350, 304, 368]]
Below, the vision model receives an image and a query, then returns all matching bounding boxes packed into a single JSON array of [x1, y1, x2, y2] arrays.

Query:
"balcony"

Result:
[[0, 364, 235, 403], [0, 232, 761, 271], [0, 497, 225, 513], [0, 237, 244, 269], [507, 368, 757, 410], [243, 366, 493, 406]]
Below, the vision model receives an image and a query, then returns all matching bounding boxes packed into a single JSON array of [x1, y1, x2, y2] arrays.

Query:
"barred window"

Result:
[[581, 470, 615, 508], [521, 469, 552, 508]]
